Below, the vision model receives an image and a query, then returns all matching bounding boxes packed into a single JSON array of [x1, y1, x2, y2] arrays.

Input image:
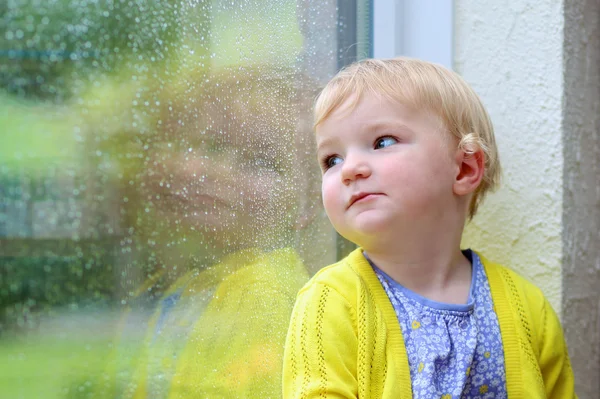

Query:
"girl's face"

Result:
[[316, 93, 458, 248]]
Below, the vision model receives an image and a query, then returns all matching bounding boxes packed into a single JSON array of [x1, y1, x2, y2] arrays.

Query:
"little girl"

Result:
[[282, 57, 576, 398]]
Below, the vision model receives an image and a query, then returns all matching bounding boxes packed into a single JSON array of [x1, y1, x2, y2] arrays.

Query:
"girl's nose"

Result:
[[340, 153, 371, 184]]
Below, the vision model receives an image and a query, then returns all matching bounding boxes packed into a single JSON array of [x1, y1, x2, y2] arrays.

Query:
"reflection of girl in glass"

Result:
[[104, 65, 320, 399]]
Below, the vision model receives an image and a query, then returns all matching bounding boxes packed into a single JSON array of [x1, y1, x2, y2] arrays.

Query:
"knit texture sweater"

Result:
[[282, 248, 576, 398]]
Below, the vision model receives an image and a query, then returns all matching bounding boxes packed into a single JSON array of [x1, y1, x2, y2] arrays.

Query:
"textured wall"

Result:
[[455, 0, 564, 313], [563, 0, 600, 396]]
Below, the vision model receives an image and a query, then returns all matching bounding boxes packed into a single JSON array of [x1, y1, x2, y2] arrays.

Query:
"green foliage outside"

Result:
[[0, 0, 202, 332]]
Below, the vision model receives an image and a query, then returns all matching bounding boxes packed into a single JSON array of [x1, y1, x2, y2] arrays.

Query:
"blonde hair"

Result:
[[314, 57, 501, 218]]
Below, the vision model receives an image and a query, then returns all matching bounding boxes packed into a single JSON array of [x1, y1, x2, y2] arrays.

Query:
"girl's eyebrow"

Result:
[[316, 136, 338, 153], [364, 121, 416, 135]]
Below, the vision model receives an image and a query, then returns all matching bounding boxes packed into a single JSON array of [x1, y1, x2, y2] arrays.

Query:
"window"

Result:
[[0, 0, 370, 397], [372, 0, 453, 67]]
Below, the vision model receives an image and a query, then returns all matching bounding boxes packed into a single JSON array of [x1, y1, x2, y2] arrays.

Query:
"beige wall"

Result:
[[456, 0, 564, 310], [455, 0, 600, 396]]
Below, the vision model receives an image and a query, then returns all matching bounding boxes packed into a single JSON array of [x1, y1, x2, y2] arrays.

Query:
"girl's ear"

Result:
[[453, 148, 485, 196]]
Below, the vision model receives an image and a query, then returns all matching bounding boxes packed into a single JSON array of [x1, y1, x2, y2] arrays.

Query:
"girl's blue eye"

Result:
[[323, 155, 343, 170], [374, 136, 397, 149]]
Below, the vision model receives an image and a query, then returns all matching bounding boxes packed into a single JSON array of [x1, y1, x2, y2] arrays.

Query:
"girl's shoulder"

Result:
[[476, 251, 559, 355], [477, 252, 548, 309], [298, 247, 380, 300]]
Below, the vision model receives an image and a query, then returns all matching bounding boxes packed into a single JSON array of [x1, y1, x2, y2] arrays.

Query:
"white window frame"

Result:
[[372, 0, 453, 69]]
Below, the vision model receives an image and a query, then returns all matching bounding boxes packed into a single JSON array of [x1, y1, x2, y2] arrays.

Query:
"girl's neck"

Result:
[[363, 241, 473, 305]]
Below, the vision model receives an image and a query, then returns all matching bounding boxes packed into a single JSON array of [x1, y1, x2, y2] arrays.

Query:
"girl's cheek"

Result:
[[321, 181, 338, 213]]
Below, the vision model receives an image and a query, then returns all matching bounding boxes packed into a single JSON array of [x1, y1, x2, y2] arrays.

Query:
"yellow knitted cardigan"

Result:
[[283, 248, 576, 398]]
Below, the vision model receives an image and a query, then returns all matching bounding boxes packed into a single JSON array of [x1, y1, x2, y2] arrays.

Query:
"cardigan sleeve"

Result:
[[282, 281, 359, 399], [538, 298, 577, 398]]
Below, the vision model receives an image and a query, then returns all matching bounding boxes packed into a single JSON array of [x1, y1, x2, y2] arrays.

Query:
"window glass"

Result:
[[0, 0, 368, 397]]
